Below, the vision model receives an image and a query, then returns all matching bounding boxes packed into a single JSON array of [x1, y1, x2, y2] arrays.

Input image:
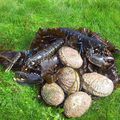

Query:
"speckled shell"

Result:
[[58, 46, 83, 69], [82, 72, 114, 97], [64, 92, 92, 118], [57, 67, 80, 95], [41, 83, 64, 106]]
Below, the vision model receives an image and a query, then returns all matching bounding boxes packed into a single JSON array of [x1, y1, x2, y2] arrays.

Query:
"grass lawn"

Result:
[[0, 0, 120, 120]]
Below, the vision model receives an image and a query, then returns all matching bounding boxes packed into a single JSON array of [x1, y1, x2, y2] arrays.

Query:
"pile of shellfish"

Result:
[[0, 28, 120, 118], [40, 46, 114, 118]]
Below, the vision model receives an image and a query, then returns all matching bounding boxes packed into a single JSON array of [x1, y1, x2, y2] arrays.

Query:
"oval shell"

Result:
[[82, 72, 114, 97], [58, 46, 83, 68], [57, 67, 80, 95], [64, 92, 92, 118], [41, 83, 64, 106]]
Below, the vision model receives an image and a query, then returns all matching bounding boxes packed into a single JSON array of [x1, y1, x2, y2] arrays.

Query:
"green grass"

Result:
[[0, 0, 120, 120]]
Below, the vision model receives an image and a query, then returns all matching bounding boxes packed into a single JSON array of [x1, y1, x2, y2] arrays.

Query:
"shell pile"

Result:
[[39, 46, 114, 118], [0, 28, 119, 119]]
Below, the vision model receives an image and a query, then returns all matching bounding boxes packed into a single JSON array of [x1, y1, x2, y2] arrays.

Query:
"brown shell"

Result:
[[58, 46, 83, 69], [41, 83, 64, 106], [57, 67, 80, 95], [64, 92, 92, 118], [82, 72, 114, 97]]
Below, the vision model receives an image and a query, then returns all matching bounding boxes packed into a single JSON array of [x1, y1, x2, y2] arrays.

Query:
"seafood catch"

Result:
[[0, 28, 120, 83], [0, 27, 120, 118]]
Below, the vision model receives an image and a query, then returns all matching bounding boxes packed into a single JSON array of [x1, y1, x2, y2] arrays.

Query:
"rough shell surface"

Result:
[[64, 92, 92, 118], [58, 46, 83, 68], [57, 67, 80, 95], [41, 83, 64, 106], [82, 72, 114, 97]]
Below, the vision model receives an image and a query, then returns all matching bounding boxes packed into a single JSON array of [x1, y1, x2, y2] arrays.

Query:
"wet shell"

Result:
[[58, 46, 83, 69], [41, 83, 64, 106], [82, 72, 114, 97], [64, 92, 92, 118], [57, 67, 80, 95]]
